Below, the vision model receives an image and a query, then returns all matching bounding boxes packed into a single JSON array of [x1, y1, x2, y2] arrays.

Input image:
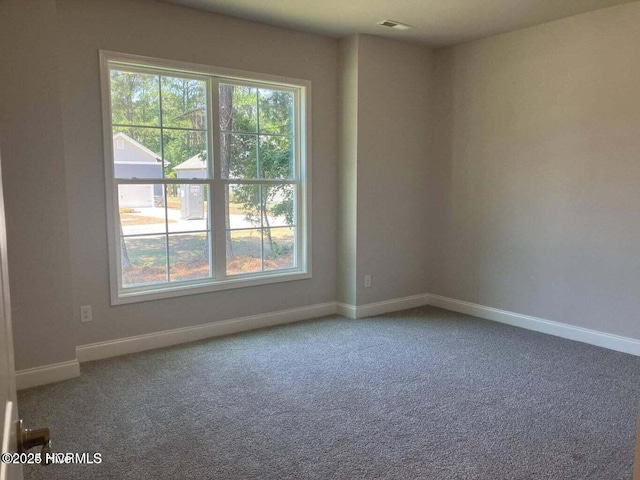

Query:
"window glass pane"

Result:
[[121, 235, 167, 287], [169, 233, 211, 281], [169, 184, 209, 233], [263, 227, 295, 271], [112, 128, 162, 179], [118, 184, 166, 235], [227, 229, 262, 275], [227, 184, 261, 230], [110, 70, 159, 127], [163, 130, 208, 178], [108, 61, 305, 299], [263, 184, 295, 228], [222, 133, 257, 179], [160, 76, 207, 130], [258, 88, 293, 136], [258, 135, 293, 179], [219, 84, 257, 133]]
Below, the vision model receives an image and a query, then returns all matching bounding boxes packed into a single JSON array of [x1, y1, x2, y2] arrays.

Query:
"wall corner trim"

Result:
[[356, 294, 433, 319], [336, 302, 357, 318], [338, 294, 432, 319], [76, 302, 338, 363], [15, 360, 80, 390]]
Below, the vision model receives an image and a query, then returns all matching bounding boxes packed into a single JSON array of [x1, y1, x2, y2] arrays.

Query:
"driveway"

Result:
[[121, 207, 288, 236]]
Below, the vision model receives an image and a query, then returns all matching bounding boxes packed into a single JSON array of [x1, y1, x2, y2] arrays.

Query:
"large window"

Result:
[[100, 52, 310, 304]]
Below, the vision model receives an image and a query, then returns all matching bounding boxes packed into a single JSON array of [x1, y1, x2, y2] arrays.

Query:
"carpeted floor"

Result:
[[18, 306, 640, 479]]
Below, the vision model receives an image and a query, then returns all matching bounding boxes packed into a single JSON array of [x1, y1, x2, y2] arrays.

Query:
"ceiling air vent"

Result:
[[376, 20, 412, 30]]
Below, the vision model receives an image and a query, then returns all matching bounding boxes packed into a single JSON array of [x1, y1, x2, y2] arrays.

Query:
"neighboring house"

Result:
[[174, 154, 206, 219], [113, 132, 163, 207], [173, 154, 207, 179]]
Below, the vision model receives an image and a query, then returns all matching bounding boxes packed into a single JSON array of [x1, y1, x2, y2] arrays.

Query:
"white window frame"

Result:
[[99, 51, 312, 305]]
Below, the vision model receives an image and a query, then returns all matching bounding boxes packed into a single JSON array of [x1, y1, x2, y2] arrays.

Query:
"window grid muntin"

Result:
[[113, 69, 213, 289], [107, 58, 305, 299], [113, 124, 208, 133], [224, 181, 298, 275], [218, 83, 296, 181], [219, 81, 299, 276]]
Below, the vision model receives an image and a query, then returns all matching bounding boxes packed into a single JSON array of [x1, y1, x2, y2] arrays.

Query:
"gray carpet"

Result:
[[18, 306, 640, 479]]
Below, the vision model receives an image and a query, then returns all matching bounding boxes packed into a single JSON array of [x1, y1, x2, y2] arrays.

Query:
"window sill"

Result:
[[112, 269, 311, 306]]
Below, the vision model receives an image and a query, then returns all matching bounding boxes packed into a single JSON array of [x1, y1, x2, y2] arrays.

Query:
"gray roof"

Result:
[[173, 154, 207, 171]]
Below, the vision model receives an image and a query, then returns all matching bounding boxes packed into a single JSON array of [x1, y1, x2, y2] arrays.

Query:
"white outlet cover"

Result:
[[80, 305, 92, 322]]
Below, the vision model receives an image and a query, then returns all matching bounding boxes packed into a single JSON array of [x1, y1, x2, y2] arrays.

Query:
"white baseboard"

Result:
[[423, 293, 640, 356], [336, 302, 357, 318], [337, 294, 432, 319], [76, 302, 338, 363], [340, 292, 640, 356], [15, 360, 80, 390], [355, 294, 432, 319], [19, 294, 640, 390]]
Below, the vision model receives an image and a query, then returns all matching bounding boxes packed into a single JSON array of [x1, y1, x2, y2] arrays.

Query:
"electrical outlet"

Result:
[[80, 305, 93, 323], [364, 275, 372, 288]]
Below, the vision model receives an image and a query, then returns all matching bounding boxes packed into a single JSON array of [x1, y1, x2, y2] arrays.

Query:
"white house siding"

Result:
[[113, 133, 163, 207]]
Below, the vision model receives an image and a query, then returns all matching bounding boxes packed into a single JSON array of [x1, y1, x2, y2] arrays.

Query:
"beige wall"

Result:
[[337, 35, 440, 306], [3, 0, 640, 371], [56, 0, 338, 347], [354, 35, 439, 305], [0, 0, 77, 370], [337, 36, 359, 305], [0, 0, 338, 369], [434, 2, 640, 338]]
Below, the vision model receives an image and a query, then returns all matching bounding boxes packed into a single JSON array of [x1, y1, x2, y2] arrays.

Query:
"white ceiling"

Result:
[[163, 0, 636, 46]]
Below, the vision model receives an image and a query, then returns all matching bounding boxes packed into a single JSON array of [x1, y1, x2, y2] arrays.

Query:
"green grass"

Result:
[[121, 229, 294, 286]]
